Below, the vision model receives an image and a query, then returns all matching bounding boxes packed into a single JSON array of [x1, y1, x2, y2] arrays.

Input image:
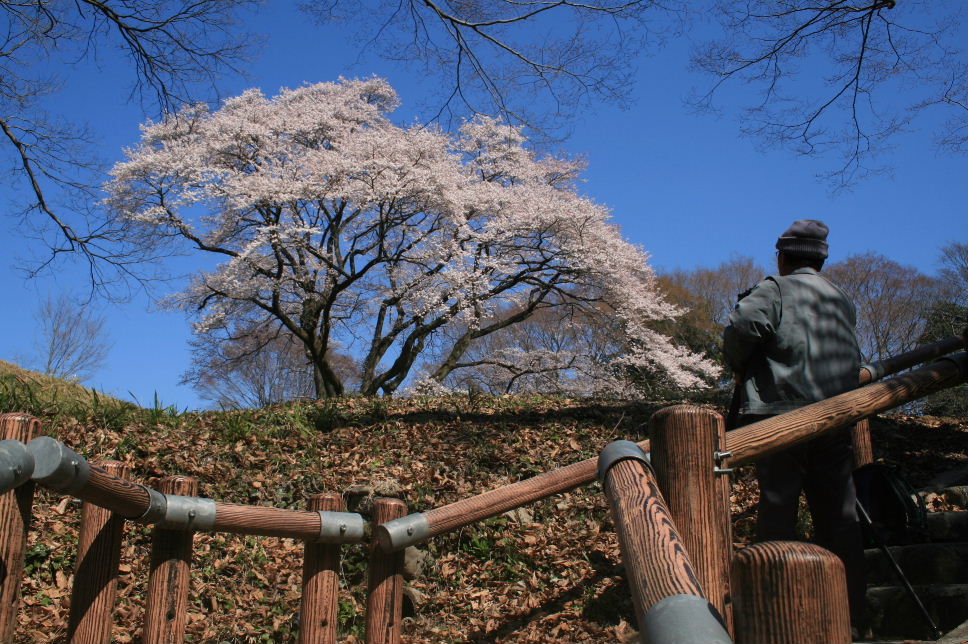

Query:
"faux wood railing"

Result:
[[724, 352, 967, 468], [376, 342, 968, 552], [0, 335, 963, 643], [0, 417, 373, 644], [599, 440, 732, 644]]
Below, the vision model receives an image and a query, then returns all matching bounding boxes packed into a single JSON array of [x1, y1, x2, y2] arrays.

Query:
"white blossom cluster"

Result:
[[106, 77, 718, 395]]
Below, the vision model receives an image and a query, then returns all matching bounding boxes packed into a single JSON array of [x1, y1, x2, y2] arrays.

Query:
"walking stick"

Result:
[[854, 500, 943, 640]]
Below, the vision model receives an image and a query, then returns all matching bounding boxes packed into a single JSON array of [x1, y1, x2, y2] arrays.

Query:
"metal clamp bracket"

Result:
[[714, 451, 734, 475], [0, 440, 34, 493], [376, 512, 430, 552], [641, 594, 732, 644], [135, 486, 168, 524], [861, 362, 884, 382], [27, 437, 91, 493], [317, 510, 366, 544], [597, 440, 651, 484], [155, 495, 217, 532]]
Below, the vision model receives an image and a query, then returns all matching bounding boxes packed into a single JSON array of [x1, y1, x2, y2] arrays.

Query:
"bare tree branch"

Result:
[[301, 1, 685, 138], [1, 0, 259, 296], [32, 293, 112, 382], [692, 0, 967, 189]]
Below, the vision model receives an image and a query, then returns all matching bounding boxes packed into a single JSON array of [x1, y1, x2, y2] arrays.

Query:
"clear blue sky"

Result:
[[1, 4, 965, 410]]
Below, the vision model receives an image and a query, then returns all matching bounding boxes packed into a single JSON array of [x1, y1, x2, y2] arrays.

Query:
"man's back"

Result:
[[724, 266, 860, 415]]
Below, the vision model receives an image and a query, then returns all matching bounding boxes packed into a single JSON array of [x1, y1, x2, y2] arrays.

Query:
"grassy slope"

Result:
[[0, 360, 138, 420], [2, 371, 966, 643]]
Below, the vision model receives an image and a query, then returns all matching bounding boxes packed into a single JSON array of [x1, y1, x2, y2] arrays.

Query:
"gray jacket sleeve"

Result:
[[723, 279, 781, 372]]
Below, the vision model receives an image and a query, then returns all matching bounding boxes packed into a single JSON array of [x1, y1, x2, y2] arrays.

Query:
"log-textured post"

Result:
[[366, 498, 407, 644], [68, 460, 131, 644], [0, 413, 40, 642], [599, 441, 732, 644], [143, 476, 198, 644], [850, 419, 874, 469], [649, 406, 733, 628], [300, 492, 344, 644], [731, 542, 850, 644]]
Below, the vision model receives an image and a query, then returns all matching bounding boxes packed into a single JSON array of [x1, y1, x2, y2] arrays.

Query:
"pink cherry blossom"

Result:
[[106, 77, 719, 397]]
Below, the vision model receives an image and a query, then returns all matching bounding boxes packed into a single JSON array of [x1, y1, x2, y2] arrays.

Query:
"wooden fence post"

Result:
[[366, 498, 407, 644], [300, 492, 344, 644], [850, 419, 874, 469], [731, 541, 850, 644], [143, 475, 198, 644], [649, 406, 733, 628], [599, 441, 732, 644], [0, 413, 40, 642], [68, 461, 130, 644]]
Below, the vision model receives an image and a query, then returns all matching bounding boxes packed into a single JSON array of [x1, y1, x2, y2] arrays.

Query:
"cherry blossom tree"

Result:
[[106, 77, 718, 398]]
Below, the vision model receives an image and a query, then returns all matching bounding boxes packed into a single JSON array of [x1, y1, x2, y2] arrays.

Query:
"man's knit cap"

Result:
[[776, 219, 829, 260]]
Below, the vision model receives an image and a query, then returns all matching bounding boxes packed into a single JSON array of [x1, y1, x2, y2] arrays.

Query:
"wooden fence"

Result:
[[0, 335, 964, 644]]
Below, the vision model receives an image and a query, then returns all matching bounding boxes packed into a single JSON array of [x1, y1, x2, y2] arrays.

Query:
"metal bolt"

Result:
[[407, 526, 414, 536], [339, 523, 347, 533], [188, 510, 197, 519]]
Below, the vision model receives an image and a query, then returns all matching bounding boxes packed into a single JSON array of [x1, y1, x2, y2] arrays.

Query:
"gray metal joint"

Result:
[[713, 450, 734, 475], [134, 486, 168, 524], [641, 594, 733, 644], [0, 439, 34, 493], [317, 510, 366, 544], [597, 440, 651, 484], [861, 362, 884, 382], [154, 495, 217, 532], [376, 512, 430, 551], [27, 436, 91, 493]]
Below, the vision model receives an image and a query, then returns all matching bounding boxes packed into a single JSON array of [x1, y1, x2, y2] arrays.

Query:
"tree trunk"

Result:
[[312, 359, 343, 399]]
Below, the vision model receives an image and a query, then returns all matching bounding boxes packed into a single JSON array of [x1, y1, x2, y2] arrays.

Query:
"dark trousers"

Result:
[[745, 418, 868, 632]]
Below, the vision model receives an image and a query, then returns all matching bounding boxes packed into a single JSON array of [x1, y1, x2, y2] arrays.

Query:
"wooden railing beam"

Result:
[[726, 353, 967, 468], [25, 437, 365, 543]]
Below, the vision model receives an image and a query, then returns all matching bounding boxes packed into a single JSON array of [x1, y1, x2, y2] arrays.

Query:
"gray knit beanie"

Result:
[[776, 219, 829, 260]]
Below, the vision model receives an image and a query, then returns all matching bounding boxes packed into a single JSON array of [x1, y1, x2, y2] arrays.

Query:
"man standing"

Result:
[[723, 219, 867, 636]]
